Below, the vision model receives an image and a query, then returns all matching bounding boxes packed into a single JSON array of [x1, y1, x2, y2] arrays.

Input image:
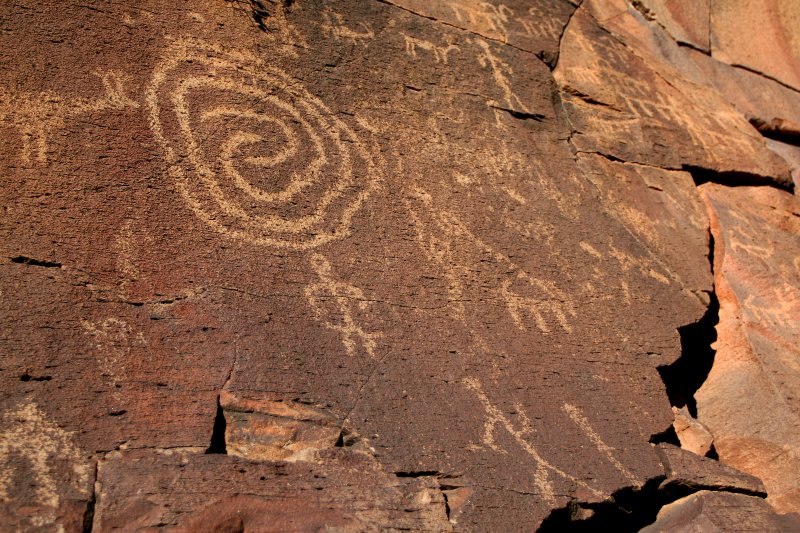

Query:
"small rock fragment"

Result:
[[672, 406, 713, 457]]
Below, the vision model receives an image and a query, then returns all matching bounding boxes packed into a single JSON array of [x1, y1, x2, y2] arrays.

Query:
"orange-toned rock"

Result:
[[640, 490, 800, 532], [671, 406, 713, 457], [220, 390, 343, 462], [766, 138, 800, 189], [554, 3, 790, 185], [635, 0, 710, 51], [710, 0, 800, 91], [696, 184, 800, 513], [684, 48, 800, 142]]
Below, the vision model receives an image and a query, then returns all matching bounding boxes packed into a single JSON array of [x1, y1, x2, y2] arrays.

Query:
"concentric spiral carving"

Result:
[[147, 38, 379, 249]]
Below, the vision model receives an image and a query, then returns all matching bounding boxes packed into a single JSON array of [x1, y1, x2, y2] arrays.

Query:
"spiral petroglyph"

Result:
[[147, 38, 380, 249]]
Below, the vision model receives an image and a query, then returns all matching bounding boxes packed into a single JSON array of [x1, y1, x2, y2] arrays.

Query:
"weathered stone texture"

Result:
[[710, 0, 800, 91], [655, 443, 766, 497], [1, 0, 800, 531], [641, 490, 800, 533], [554, 1, 791, 184], [697, 184, 800, 514]]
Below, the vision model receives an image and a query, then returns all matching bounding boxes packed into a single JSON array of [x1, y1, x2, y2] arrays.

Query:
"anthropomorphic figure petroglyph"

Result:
[[305, 254, 382, 360]]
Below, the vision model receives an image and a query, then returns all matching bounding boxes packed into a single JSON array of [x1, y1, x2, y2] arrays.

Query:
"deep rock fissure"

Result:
[[657, 288, 719, 418], [10, 255, 62, 268], [225, 0, 285, 31], [206, 398, 228, 454], [685, 165, 794, 193], [536, 477, 668, 532], [83, 462, 98, 533], [749, 117, 800, 146]]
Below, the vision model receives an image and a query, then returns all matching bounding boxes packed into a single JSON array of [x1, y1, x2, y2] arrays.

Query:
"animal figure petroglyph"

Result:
[[404, 185, 576, 333], [305, 254, 382, 359], [447, 1, 513, 42], [0, 403, 90, 528], [147, 38, 381, 250], [463, 378, 605, 506], [403, 35, 458, 64], [499, 277, 574, 333], [322, 6, 374, 45], [563, 28, 756, 165], [0, 70, 138, 164]]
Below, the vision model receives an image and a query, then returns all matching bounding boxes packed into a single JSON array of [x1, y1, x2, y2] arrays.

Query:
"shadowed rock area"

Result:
[[1, 0, 799, 531]]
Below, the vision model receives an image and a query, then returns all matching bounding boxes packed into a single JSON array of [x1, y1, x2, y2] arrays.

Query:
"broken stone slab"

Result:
[[640, 490, 800, 532], [92, 448, 451, 531], [220, 390, 350, 462], [710, 0, 800, 92], [554, 2, 791, 185], [671, 407, 714, 457], [696, 184, 800, 514], [655, 443, 766, 497]]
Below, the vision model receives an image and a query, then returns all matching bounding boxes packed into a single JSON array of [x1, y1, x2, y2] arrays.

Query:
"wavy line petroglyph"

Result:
[[322, 6, 374, 45], [0, 70, 138, 164], [562, 403, 639, 484], [521, 5, 566, 41], [404, 185, 576, 333], [463, 378, 605, 506], [0, 403, 90, 528], [146, 38, 381, 250], [403, 35, 459, 64], [305, 254, 382, 359]]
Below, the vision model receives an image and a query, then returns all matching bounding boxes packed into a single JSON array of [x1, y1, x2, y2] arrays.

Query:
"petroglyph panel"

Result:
[[403, 184, 576, 333], [555, 7, 790, 182], [464, 377, 605, 506], [147, 38, 382, 250], [0, 0, 718, 529]]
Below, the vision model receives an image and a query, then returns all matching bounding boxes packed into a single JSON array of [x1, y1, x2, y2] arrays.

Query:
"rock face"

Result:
[[640, 490, 800, 533], [0, 0, 799, 532], [696, 184, 800, 514]]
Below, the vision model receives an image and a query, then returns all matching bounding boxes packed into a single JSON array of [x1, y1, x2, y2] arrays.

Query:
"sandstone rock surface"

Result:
[[655, 443, 766, 497], [696, 184, 800, 514], [1, 0, 800, 531], [640, 490, 800, 533]]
